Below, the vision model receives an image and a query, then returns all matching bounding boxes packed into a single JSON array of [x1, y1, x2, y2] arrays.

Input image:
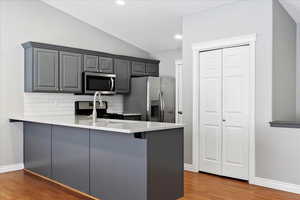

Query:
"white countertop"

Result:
[[10, 115, 184, 134]]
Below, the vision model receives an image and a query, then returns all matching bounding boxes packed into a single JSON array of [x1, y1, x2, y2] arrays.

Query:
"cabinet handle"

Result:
[[222, 119, 226, 122]]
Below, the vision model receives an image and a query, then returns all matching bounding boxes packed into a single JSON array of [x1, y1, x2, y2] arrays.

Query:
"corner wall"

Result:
[[0, 0, 152, 167], [153, 49, 182, 78], [272, 0, 297, 121]]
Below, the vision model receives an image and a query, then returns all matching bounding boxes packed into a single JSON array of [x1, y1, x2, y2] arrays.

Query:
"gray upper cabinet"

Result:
[[83, 55, 98, 72], [146, 63, 159, 77], [32, 48, 59, 92], [23, 42, 159, 94], [114, 59, 131, 94], [99, 57, 114, 73], [60, 52, 83, 93], [131, 61, 146, 76]]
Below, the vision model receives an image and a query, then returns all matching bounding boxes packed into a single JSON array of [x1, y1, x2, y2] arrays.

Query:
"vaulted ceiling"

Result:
[[41, 0, 300, 54], [41, 0, 240, 54]]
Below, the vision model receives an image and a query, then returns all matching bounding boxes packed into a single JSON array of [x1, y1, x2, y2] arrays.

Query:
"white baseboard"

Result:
[[0, 163, 24, 174], [184, 163, 198, 172], [253, 177, 300, 194]]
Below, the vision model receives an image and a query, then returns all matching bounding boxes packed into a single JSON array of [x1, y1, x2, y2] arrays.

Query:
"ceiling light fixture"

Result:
[[115, 0, 126, 6], [174, 34, 183, 40]]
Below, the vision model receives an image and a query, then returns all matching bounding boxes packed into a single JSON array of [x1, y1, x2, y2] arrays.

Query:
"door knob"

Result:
[[178, 111, 183, 115], [222, 119, 226, 122]]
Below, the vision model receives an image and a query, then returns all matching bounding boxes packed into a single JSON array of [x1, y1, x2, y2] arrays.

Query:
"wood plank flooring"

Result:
[[1, 170, 300, 200]]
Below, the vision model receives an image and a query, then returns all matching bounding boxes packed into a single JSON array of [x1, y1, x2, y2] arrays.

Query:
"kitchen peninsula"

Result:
[[10, 115, 184, 200]]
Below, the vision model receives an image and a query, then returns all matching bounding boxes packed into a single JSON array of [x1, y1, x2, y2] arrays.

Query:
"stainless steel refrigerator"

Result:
[[124, 76, 175, 123]]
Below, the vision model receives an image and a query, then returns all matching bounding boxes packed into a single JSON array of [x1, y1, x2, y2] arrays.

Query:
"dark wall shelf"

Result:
[[270, 121, 300, 128]]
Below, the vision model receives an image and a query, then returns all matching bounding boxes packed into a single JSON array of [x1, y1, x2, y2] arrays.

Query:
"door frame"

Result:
[[175, 60, 183, 123], [192, 34, 256, 183]]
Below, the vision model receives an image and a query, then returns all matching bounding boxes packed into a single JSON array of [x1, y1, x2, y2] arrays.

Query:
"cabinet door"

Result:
[[24, 122, 52, 178], [146, 63, 159, 77], [131, 61, 146, 76], [99, 57, 114, 73], [52, 126, 90, 194], [84, 55, 99, 72], [33, 48, 59, 92], [114, 59, 131, 94], [60, 52, 83, 93]]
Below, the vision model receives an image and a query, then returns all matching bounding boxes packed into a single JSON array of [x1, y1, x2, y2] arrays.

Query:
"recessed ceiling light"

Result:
[[115, 0, 126, 6], [174, 34, 183, 40]]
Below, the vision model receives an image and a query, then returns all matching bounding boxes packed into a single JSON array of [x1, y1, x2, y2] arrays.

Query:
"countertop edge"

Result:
[[9, 116, 184, 134]]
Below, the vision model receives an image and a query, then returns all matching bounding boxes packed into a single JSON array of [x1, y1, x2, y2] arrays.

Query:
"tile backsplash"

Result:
[[24, 93, 124, 116]]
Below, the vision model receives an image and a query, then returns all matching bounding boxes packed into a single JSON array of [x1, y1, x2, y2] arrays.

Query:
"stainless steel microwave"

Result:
[[83, 72, 116, 95]]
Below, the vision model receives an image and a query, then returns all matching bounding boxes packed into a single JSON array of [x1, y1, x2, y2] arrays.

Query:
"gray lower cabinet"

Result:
[[99, 57, 114, 73], [84, 55, 98, 72], [22, 121, 184, 200], [114, 59, 131, 94], [24, 122, 52, 178], [52, 126, 90, 194], [146, 63, 159, 77], [60, 52, 83, 93], [131, 61, 146, 76], [31, 48, 59, 92], [90, 130, 147, 200]]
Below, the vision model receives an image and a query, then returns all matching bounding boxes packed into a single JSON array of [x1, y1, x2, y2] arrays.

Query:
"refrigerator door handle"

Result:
[[160, 92, 165, 122], [159, 92, 163, 122]]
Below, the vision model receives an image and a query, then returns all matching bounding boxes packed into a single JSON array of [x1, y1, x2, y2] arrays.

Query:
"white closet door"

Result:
[[199, 49, 223, 175], [222, 45, 250, 180]]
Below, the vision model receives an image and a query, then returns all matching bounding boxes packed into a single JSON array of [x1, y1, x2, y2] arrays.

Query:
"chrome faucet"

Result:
[[92, 91, 103, 124]]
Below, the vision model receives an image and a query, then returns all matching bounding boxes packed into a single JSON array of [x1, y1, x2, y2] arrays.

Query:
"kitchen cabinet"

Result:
[[23, 42, 160, 94], [84, 55, 113, 74], [84, 55, 98, 72], [30, 48, 59, 92], [24, 122, 52, 178], [60, 51, 83, 93], [52, 126, 90, 194], [99, 57, 114, 73], [131, 61, 146, 76], [114, 59, 131, 94], [15, 120, 184, 200], [146, 63, 159, 77]]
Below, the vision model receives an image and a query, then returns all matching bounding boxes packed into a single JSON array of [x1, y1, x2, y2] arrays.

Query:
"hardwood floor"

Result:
[[1, 170, 300, 200]]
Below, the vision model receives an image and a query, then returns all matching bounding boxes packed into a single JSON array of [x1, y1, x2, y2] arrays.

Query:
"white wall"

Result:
[[153, 49, 182, 78], [183, 0, 300, 185], [0, 0, 152, 167], [272, 0, 297, 121]]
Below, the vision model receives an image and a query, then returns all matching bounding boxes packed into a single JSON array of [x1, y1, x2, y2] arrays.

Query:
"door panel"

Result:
[[60, 52, 83, 93], [146, 63, 159, 77], [222, 46, 250, 180], [84, 55, 99, 72], [33, 48, 59, 92], [132, 61, 146, 76], [99, 57, 114, 73], [114, 59, 131, 93], [199, 49, 222, 175]]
